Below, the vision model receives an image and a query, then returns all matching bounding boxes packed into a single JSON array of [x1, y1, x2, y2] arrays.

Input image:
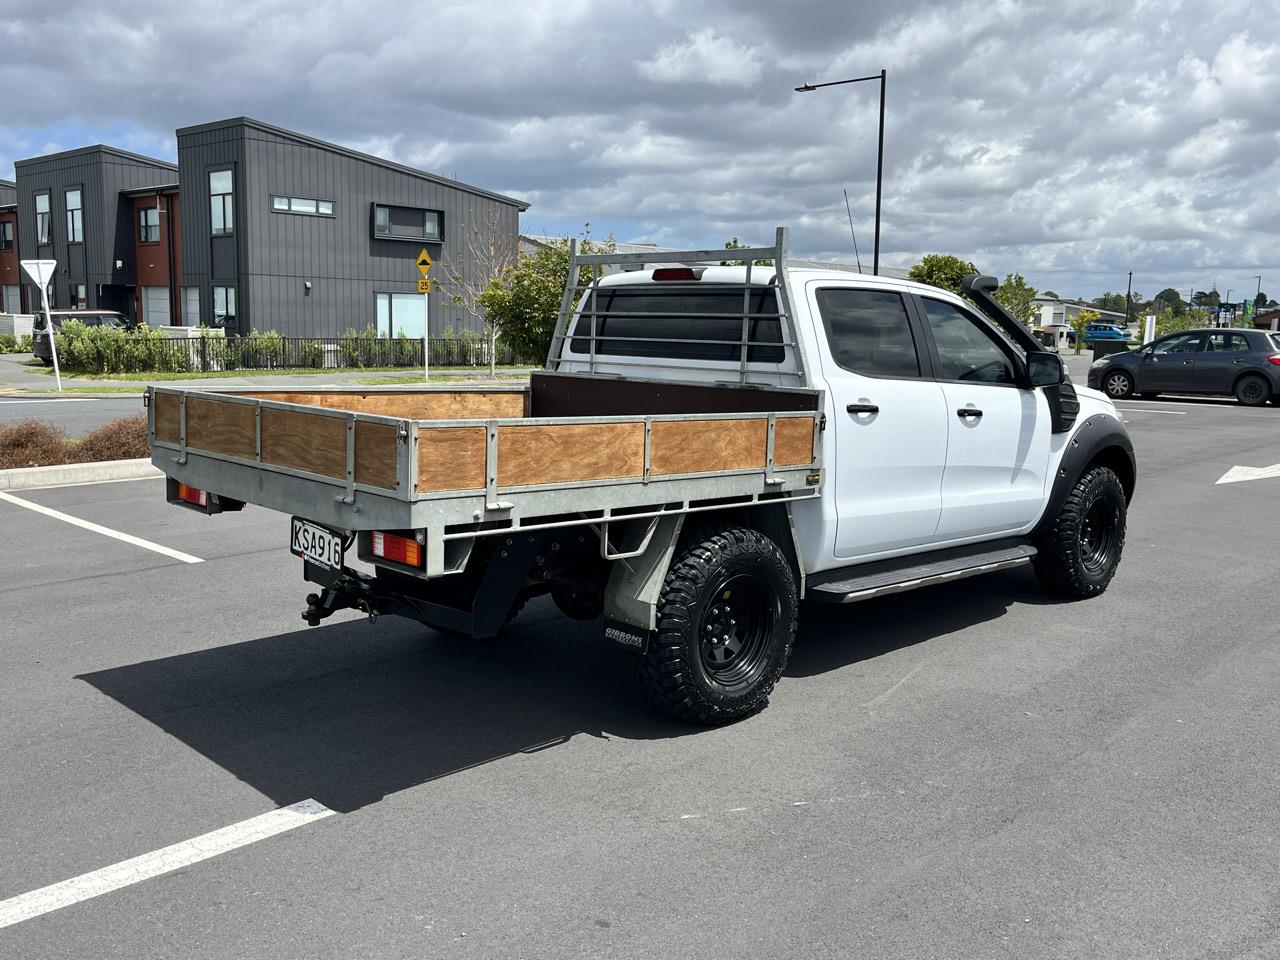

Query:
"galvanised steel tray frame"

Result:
[[149, 385, 824, 578]]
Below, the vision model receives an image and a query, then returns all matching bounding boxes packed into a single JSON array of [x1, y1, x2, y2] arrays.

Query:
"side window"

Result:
[[815, 288, 921, 378], [1226, 333, 1251, 352], [920, 298, 1017, 384], [1153, 333, 1203, 354]]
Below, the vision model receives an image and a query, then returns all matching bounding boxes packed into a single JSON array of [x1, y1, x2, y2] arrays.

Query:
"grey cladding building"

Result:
[[13, 146, 178, 314], [177, 118, 528, 337]]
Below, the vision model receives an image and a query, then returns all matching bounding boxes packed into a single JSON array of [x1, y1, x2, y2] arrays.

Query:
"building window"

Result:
[[213, 285, 237, 327], [210, 170, 234, 236], [70, 283, 87, 309], [182, 286, 200, 326], [371, 203, 442, 242], [139, 206, 160, 243], [271, 196, 334, 216], [0, 220, 13, 251], [65, 188, 83, 243], [35, 193, 51, 244], [374, 292, 427, 338]]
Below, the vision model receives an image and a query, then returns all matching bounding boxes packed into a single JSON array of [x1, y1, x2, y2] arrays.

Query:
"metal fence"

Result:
[[56, 335, 531, 375]]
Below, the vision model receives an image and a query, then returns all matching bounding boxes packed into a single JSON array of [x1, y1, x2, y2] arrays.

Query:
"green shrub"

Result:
[[54, 321, 192, 374], [0, 334, 15, 353]]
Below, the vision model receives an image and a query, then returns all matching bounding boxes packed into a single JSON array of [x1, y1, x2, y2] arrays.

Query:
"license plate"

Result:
[[290, 518, 344, 570]]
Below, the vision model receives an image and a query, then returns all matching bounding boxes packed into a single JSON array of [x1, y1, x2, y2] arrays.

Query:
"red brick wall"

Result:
[[0, 209, 21, 311], [132, 192, 182, 324]]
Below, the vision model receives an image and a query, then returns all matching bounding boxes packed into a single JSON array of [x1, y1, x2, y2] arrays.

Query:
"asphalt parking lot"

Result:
[[2, 396, 1278, 959]]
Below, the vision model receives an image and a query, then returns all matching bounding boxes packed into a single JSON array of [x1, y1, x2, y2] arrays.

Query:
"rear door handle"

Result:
[[846, 403, 879, 415], [956, 408, 983, 419]]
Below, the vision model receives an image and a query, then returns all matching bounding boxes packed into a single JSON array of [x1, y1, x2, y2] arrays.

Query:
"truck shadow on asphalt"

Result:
[[79, 571, 1052, 813]]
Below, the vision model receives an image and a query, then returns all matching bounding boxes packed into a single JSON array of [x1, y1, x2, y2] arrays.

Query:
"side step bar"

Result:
[[807, 541, 1037, 604]]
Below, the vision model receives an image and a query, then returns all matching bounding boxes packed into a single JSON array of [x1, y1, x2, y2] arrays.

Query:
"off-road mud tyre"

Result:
[[637, 526, 797, 725], [1034, 465, 1127, 600]]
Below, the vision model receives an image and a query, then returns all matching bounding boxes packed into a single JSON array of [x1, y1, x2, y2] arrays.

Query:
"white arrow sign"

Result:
[[1216, 464, 1280, 485]]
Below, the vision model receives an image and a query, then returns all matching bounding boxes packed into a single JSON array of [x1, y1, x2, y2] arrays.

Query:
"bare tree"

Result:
[[436, 210, 519, 376]]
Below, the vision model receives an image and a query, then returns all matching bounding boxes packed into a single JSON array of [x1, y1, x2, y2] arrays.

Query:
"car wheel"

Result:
[[1235, 374, 1271, 407], [637, 526, 796, 726], [1102, 370, 1134, 399], [1034, 465, 1127, 600]]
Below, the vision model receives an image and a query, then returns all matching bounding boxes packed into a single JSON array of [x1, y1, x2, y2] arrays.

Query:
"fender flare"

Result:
[[1033, 413, 1136, 537]]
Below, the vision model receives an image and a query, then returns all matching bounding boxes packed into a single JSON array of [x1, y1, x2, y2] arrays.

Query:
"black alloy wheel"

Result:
[[697, 574, 776, 693], [1079, 499, 1121, 577]]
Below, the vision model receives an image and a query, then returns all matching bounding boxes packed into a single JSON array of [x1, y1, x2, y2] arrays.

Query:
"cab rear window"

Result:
[[569, 287, 784, 363]]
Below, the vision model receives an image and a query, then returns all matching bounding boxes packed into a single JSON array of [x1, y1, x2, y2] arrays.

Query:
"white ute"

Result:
[[151, 228, 1134, 725]]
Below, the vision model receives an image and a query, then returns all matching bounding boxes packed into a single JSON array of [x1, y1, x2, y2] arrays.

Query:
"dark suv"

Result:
[[32, 310, 136, 365], [1087, 328, 1280, 406]]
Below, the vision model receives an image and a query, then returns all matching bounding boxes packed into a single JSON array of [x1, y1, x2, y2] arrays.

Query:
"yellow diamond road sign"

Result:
[[416, 249, 432, 277]]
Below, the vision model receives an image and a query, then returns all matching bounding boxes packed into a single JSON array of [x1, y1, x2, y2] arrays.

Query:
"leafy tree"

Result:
[[907, 254, 978, 296], [477, 233, 617, 364], [1255, 292, 1268, 312], [1152, 288, 1186, 317], [1042, 290, 1059, 299], [1071, 309, 1099, 355], [1093, 292, 1128, 314], [721, 237, 773, 267], [1155, 306, 1212, 338], [993, 272, 1039, 327], [1192, 289, 1220, 307]]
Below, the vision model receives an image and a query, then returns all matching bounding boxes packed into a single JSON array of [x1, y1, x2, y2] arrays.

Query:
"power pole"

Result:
[[1125, 271, 1133, 328]]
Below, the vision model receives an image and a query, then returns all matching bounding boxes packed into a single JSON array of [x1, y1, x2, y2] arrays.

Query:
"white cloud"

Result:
[[636, 29, 763, 85], [0, 0, 1277, 296]]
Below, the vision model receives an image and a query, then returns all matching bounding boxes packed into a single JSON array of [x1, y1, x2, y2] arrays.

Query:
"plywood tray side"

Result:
[[649, 418, 767, 476]]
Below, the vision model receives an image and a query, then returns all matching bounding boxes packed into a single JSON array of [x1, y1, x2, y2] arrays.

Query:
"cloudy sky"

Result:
[[2, 0, 1277, 301]]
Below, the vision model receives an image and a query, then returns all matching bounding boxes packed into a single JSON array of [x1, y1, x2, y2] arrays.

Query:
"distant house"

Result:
[[1033, 297, 1130, 330], [1254, 308, 1280, 331]]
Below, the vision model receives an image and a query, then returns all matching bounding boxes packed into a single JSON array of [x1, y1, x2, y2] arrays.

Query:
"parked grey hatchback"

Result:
[[1087, 328, 1280, 406]]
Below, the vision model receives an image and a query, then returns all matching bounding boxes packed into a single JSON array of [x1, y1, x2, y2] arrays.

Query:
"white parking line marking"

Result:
[[0, 799, 334, 930], [0, 491, 203, 564]]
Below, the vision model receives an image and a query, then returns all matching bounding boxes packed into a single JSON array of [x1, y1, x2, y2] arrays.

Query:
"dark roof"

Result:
[[0, 178, 14, 188], [122, 183, 181, 197], [14, 144, 177, 171], [176, 117, 528, 211]]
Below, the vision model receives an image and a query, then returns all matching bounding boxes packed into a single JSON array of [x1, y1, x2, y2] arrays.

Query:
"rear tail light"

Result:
[[177, 483, 207, 507], [1267, 355, 1280, 366], [371, 531, 423, 568], [652, 267, 698, 281]]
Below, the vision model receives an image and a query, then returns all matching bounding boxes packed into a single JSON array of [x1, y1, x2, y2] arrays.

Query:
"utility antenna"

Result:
[[843, 189, 863, 274]]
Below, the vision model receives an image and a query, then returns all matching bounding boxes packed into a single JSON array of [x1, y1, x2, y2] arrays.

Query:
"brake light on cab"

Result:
[[1267, 355, 1280, 366]]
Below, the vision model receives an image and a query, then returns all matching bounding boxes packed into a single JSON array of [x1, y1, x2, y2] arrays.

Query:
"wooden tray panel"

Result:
[[497, 422, 644, 487], [650, 418, 767, 476], [153, 393, 179, 443], [418, 427, 487, 492], [185, 396, 256, 459], [773, 416, 816, 466], [260, 407, 347, 479], [354, 421, 399, 490], [245, 390, 525, 420]]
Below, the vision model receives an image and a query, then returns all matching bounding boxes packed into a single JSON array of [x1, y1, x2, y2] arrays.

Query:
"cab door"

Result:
[[808, 283, 950, 560], [914, 296, 1052, 540]]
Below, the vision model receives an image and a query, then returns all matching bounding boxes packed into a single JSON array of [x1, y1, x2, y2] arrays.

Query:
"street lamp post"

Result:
[[795, 70, 887, 276]]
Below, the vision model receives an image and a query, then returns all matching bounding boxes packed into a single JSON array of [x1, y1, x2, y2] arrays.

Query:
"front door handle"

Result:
[[846, 403, 880, 415], [956, 408, 983, 419], [1233, 358, 1246, 364], [1182, 359, 1194, 365]]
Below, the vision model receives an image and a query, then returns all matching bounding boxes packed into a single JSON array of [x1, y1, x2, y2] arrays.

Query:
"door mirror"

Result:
[[1027, 351, 1064, 387]]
